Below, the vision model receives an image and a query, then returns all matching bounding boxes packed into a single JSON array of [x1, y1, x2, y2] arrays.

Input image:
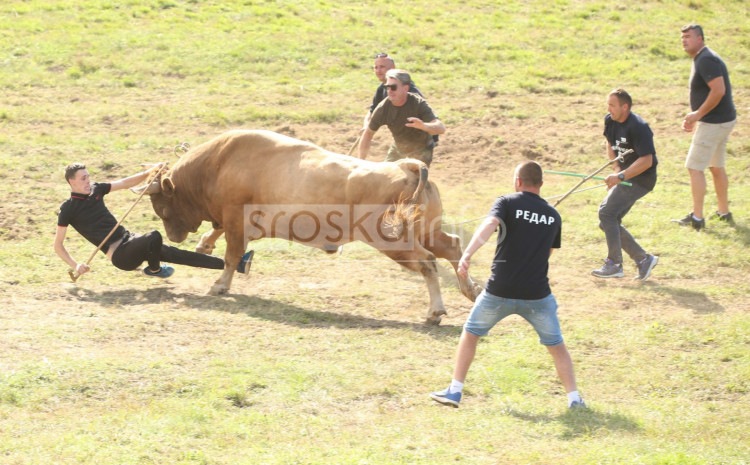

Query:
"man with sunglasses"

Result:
[[363, 53, 423, 130], [358, 69, 445, 167]]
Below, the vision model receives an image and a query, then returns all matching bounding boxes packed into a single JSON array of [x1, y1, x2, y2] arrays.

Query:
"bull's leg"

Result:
[[423, 230, 483, 302], [196, 228, 224, 254], [383, 248, 447, 325], [209, 209, 246, 295]]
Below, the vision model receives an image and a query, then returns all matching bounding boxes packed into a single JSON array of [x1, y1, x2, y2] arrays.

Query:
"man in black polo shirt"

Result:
[[430, 161, 585, 409], [362, 53, 424, 130], [674, 24, 737, 230], [54, 163, 253, 279]]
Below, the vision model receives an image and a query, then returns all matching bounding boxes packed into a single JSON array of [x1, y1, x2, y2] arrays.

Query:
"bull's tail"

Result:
[[383, 160, 429, 239], [400, 159, 429, 202]]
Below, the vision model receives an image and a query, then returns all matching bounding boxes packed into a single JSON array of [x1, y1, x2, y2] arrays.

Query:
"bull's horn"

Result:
[[174, 142, 190, 156], [130, 180, 161, 195]]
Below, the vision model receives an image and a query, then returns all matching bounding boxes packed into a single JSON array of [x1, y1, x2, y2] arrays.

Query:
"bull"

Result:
[[137, 129, 480, 324]]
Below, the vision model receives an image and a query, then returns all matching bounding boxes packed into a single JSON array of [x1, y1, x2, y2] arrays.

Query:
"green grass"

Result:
[[1, 1, 749, 464]]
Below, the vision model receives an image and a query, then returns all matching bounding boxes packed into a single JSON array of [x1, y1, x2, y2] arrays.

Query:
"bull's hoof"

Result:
[[196, 244, 215, 254], [322, 244, 339, 254], [471, 283, 483, 301], [425, 315, 443, 325], [208, 284, 229, 295], [425, 309, 447, 325]]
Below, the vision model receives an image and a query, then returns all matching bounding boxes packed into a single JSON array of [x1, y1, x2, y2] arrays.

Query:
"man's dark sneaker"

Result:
[[714, 211, 734, 223], [635, 254, 659, 281], [143, 265, 175, 278], [672, 212, 704, 231], [673, 212, 693, 226], [237, 250, 255, 275], [591, 259, 624, 278]]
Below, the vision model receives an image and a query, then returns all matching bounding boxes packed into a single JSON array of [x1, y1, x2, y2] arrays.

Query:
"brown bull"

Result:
[[138, 129, 480, 324]]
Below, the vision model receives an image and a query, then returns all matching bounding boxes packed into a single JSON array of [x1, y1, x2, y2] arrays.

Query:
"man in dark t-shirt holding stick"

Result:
[[54, 163, 253, 280]]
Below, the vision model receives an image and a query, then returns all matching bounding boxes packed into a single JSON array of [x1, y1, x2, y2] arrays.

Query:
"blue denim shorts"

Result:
[[464, 291, 563, 346]]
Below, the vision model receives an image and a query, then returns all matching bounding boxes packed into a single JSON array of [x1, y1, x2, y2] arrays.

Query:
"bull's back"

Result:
[[176, 129, 317, 171], [171, 129, 421, 207], [170, 130, 321, 203]]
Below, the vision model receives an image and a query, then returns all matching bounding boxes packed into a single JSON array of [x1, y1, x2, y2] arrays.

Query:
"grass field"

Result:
[[1, 1, 749, 464]]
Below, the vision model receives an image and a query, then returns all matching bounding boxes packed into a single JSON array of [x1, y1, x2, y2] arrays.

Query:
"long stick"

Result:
[[552, 149, 632, 208], [347, 133, 362, 156], [545, 183, 607, 201], [68, 164, 168, 282], [546, 170, 632, 187]]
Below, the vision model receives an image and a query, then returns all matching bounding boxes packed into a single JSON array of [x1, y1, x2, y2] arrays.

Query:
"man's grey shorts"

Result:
[[686, 119, 736, 170], [464, 291, 563, 346]]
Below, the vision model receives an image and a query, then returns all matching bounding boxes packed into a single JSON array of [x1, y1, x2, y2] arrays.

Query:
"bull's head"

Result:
[[132, 176, 199, 243]]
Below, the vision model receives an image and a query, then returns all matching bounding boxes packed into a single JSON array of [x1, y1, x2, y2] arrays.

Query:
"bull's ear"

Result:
[[130, 181, 161, 195], [162, 177, 175, 197]]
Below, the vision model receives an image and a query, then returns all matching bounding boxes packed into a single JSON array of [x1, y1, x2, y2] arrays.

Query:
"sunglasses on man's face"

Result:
[[375, 53, 389, 58], [384, 83, 399, 91]]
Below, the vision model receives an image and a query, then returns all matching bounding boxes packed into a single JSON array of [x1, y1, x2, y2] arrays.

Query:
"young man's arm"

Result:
[[605, 154, 653, 188], [606, 142, 618, 162], [458, 216, 500, 277], [54, 225, 90, 275], [109, 163, 165, 192]]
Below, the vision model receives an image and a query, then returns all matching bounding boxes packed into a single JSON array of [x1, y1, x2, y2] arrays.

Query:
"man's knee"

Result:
[[598, 207, 617, 225], [145, 230, 163, 252]]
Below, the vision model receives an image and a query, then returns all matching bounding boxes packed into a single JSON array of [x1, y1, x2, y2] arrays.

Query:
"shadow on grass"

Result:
[[67, 286, 464, 339], [506, 406, 641, 439], [649, 284, 726, 314], [704, 221, 750, 246]]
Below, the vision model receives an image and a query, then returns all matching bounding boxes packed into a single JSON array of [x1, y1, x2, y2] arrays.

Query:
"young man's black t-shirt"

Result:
[[485, 191, 561, 300], [603, 113, 658, 191], [57, 182, 126, 254]]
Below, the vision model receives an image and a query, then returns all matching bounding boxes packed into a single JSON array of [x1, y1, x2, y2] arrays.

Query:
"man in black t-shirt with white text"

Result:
[[430, 161, 585, 410], [591, 89, 659, 281]]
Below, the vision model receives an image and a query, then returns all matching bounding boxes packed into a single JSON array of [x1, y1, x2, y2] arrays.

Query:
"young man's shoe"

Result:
[[713, 211, 734, 224], [569, 400, 587, 409], [237, 250, 255, 275], [672, 212, 704, 231], [591, 259, 624, 278], [635, 254, 659, 281], [430, 388, 462, 408], [143, 265, 175, 278]]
